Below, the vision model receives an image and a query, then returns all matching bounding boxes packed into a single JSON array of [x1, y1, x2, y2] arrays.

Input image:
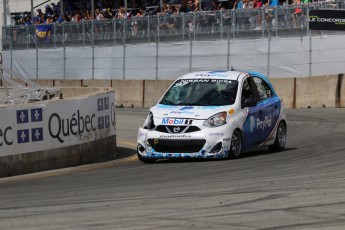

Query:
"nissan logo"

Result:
[[173, 126, 180, 133]]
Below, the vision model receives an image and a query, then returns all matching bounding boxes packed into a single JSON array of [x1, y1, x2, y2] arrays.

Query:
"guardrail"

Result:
[[2, 2, 345, 50]]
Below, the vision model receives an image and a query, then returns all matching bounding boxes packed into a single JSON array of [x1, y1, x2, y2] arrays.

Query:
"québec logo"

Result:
[[16, 108, 43, 144], [97, 97, 110, 130]]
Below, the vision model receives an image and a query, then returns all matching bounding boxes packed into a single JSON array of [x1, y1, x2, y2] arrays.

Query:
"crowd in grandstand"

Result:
[[10, 0, 338, 35], [14, 0, 316, 26]]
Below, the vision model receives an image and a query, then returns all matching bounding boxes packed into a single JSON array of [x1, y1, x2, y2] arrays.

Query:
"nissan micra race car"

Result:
[[137, 71, 287, 163]]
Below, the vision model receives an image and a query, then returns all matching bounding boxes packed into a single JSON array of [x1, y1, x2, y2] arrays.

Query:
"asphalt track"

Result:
[[0, 108, 345, 230]]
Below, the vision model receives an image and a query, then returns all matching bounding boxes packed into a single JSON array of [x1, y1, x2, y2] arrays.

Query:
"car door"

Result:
[[251, 75, 281, 145], [241, 77, 262, 148]]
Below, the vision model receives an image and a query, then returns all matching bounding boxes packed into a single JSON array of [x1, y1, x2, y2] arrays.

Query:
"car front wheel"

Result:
[[228, 129, 242, 158], [137, 145, 155, 163]]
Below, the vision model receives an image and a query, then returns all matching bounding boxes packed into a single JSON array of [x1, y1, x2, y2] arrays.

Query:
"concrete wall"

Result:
[[0, 87, 117, 177], [2, 75, 345, 109], [0, 135, 117, 177]]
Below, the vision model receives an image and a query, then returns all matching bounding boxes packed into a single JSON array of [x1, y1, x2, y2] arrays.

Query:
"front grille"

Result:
[[148, 139, 206, 153], [155, 125, 200, 134]]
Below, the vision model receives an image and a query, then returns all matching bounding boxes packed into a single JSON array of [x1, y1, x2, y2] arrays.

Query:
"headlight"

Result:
[[203, 112, 227, 128], [143, 112, 155, 129]]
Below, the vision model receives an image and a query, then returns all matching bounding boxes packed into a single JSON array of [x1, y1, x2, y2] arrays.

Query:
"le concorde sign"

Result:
[[309, 10, 345, 30]]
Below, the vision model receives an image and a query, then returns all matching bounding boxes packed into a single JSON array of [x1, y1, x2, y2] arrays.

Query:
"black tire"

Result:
[[137, 145, 155, 163], [228, 129, 242, 158], [269, 121, 287, 152]]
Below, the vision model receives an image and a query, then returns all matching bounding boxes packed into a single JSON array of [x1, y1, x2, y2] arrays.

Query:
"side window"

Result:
[[242, 78, 253, 101], [253, 77, 273, 101]]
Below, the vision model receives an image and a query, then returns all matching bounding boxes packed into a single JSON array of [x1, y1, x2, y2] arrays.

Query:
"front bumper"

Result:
[[137, 126, 232, 160]]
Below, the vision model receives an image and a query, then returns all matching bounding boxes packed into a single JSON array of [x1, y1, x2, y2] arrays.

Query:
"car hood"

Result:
[[151, 104, 231, 120]]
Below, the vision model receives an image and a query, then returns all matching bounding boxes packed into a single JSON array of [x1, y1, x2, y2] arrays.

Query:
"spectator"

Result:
[[291, 0, 304, 28], [45, 4, 54, 16], [132, 7, 145, 37], [202, 0, 214, 10]]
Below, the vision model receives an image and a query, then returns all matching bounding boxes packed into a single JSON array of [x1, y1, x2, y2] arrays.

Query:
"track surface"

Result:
[[1, 108, 345, 230]]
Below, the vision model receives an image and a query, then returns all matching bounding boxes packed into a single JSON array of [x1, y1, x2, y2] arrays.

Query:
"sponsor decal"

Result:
[[138, 130, 147, 140], [17, 129, 30, 144], [209, 133, 225, 136], [98, 116, 105, 130], [257, 116, 272, 131], [98, 98, 104, 111], [309, 10, 345, 30], [250, 116, 255, 132], [1, 96, 115, 149], [180, 106, 193, 111], [104, 97, 110, 110], [170, 110, 194, 115], [105, 115, 110, 128], [32, 128, 43, 142], [17, 110, 29, 124], [162, 118, 193, 125], [174, 79, 233, 87], [196, 73, 228, 77], [48, 97, 114, 143], [31, 108, 43, 122], [162, 118, 184, 125], [159, 134, 192, 139], [16, 108, 44, 144], [48, 111, 97, 143]]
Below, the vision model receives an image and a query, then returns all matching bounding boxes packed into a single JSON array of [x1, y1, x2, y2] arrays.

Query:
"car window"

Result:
[[241, 78, 254, 101], [253, 77, 273, 101], [160, 79, 238, 106]]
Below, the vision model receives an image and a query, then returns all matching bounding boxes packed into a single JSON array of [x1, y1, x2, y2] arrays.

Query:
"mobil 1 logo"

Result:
[[16, 108, 44, 144]]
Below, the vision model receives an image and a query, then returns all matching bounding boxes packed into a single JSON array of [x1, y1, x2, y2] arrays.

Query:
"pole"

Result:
[[91, 0, 94, 20], [267, 33, 271, 78], [31, 0, 34, 23], [61, 0, 64, 16], [3, 0, 7, 26]]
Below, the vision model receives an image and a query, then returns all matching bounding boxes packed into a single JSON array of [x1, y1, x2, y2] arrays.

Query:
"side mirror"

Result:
[[243, 98, 257, 108]]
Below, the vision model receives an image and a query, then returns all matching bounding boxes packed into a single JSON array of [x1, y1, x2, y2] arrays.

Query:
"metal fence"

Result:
[[1, 2, 345, 79], [4, 2, 345, 49]]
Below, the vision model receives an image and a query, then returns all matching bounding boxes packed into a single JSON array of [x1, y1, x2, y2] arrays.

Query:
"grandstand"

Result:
[[1, 0, 345, 79]]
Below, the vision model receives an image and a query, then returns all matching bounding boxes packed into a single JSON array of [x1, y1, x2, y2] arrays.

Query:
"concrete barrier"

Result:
[[338, 74, 345, 108], [295, 75, 338, 108], [270, 78, 295, 109], [144, 80, 174, 108], [0, 135, 116, 177], [0, 88, 117, 177], [112, 80, 144, 107], [3, 75, 345, 109]]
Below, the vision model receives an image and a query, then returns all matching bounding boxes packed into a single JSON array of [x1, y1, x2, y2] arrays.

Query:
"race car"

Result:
[[137, 70, 287, 163]]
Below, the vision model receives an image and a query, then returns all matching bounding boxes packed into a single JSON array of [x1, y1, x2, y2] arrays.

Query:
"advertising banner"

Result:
[[309, 10, 345, 30], [0, 91, 116, 157]]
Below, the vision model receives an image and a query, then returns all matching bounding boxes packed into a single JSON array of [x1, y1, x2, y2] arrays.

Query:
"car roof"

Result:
[[178, 71, 246, 81]]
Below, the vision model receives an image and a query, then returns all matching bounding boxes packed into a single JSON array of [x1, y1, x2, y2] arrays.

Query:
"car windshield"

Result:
[[159, 79, 238, 106]]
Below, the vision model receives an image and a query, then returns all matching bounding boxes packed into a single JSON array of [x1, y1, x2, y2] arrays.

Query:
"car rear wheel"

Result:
[[229, 129, 242, 158], [269, 121, 286, 152]]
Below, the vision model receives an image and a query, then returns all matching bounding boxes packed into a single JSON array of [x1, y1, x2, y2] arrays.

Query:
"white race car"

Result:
[[137, 71, 287, 163]]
